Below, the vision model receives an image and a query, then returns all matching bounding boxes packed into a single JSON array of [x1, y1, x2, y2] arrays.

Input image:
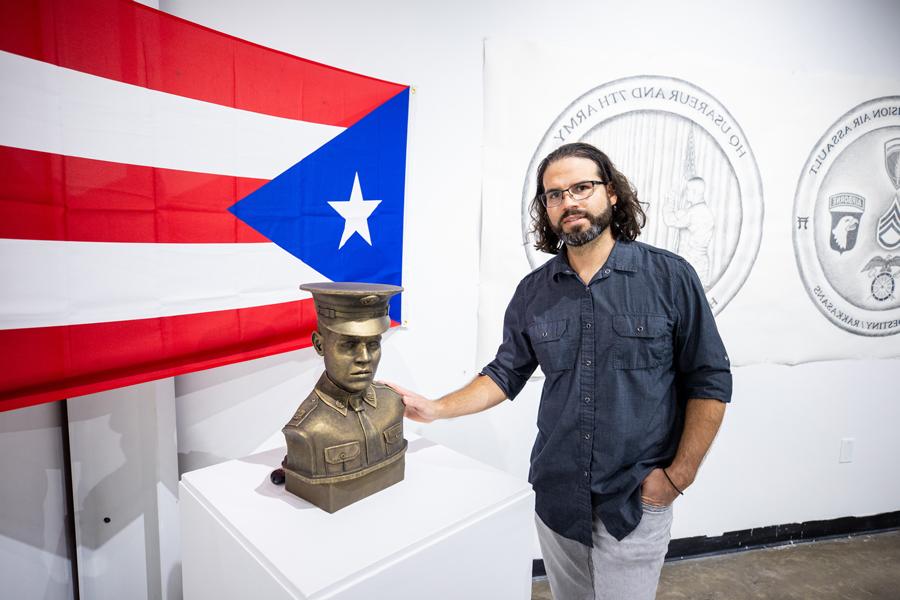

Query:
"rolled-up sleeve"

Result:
[[480, 280, 538, 400], [673, 261, 733, 403]]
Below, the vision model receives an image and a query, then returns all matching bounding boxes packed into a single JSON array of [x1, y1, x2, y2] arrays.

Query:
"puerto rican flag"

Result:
[[0, 0, 409, 412]]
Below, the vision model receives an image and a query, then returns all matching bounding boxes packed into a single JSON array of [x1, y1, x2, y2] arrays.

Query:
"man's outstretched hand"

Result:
[[381, 381, 440, 423], [381, 375, 506, 423]]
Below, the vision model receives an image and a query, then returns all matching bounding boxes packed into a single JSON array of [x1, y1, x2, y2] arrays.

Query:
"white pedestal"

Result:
[[179, 435, 535, 600]]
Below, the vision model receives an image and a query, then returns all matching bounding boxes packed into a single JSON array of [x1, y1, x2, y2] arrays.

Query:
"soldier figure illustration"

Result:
[[663, 176, 715, 287], [273, 282, 406, 512]]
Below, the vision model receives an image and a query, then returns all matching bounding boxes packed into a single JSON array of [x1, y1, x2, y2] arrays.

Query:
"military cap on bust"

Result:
[[300, 282, 403, 337]]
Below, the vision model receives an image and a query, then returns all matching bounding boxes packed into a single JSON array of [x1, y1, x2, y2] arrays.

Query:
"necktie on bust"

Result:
[[350, 395, 385, 464]]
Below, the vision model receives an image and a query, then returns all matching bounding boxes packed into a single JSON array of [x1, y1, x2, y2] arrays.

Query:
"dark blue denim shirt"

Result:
[[481, 240, 732, 545]]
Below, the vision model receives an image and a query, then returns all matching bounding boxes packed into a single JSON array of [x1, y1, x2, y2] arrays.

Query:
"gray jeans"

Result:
[[535, 503, 673, 600]]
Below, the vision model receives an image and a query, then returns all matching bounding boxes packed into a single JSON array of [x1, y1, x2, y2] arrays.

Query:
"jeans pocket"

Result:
[[640, 501, 671, 514]]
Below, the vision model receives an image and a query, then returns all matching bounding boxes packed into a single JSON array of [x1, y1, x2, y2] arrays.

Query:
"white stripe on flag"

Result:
[[0, 50, 343, 179], [1, 239, 325, 330]]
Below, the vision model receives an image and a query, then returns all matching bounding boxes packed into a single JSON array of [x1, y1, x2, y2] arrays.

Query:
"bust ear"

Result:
[[311, 330, 325, 356]]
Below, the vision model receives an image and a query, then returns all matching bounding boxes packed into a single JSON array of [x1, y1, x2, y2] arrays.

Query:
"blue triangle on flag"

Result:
[[230, 88, 409, 322]]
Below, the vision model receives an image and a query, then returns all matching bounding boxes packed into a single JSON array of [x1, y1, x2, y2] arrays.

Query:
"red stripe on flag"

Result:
[[0, 299, 319, 412], [0, 0, 407, 127], [0, 145, 270, 242]]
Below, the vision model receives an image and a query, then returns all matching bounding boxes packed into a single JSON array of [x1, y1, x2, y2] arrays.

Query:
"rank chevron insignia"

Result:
[[877, 196, 900, 251], [230, 89, 410, 322]]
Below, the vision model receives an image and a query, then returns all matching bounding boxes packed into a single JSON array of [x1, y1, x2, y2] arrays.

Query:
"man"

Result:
[[279, 283, 407, 513], [396, 143, 731, 599], [663, 176, 716, 287]]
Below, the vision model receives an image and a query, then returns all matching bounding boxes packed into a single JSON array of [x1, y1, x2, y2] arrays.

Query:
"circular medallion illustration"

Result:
[[793, 96, 900, 336], [522, 75, 763, 315]]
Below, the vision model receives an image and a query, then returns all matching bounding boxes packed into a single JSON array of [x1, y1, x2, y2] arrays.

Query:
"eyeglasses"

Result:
[[540, 180, 607, 208]]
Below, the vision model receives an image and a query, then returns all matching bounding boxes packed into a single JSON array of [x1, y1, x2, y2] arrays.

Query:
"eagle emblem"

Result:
[[831, 215, 859, 253], [828, 193, 865, 254], [860, 255, 900, 302]]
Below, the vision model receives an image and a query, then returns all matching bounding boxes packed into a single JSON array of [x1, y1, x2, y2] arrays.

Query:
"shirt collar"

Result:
[[608, 239, 638, 273], [314, 373, 377, 416], [549, 239, 638, 281], [547, 252, 575, 281]]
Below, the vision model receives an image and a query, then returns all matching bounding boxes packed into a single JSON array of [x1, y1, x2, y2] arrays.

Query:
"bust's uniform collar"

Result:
[[315, 373, 377, 415]]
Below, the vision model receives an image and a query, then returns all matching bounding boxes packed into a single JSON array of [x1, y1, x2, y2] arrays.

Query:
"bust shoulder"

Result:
[[372, 382, 402, 402], [284, 390, 320, 429]]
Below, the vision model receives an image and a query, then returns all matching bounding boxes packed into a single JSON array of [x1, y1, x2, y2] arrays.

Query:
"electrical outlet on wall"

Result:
[[839, 438, 854, 463]]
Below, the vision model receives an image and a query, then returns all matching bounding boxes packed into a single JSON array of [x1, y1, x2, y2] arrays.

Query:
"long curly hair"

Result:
[[530, 143, 645, 254]]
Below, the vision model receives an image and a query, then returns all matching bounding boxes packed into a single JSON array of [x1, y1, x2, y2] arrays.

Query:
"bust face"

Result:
[[314, 328, 382, 393]]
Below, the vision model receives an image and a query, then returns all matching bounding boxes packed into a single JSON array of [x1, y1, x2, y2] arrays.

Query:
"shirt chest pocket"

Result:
[[612, 314, 672, 369], [528, 319, 578, 373]]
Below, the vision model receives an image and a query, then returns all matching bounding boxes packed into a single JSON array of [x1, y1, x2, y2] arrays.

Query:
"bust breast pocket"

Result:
[[527, 319, 577, 373], [382, 422, 405, 456], [612, 314, 672, 370], [324, 441, 362, 474]]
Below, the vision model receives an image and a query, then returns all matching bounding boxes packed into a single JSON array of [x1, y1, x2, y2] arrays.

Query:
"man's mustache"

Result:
[[560, 208, 588, 221]]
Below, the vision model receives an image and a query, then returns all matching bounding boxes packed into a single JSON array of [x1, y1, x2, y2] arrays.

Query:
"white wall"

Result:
[[67, 380, 181, 600], [0, 403, 74, 600]]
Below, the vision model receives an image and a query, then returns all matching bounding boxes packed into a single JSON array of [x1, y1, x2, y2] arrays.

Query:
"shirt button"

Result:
[[636, 325, 644, 333], [583, 433, 591, 440], [584, 396, 591, 403], [585, 323, 592, 329], [604, 268, 610, 275], [583, 471, 589, 478], [584, 360, 592, 366]]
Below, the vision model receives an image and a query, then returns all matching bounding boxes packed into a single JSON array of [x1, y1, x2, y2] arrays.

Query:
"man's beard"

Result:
[[551, 204, 613, 247]]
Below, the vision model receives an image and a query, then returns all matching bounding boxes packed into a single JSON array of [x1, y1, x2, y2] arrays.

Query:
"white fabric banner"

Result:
[[479, 39, 900, 367]]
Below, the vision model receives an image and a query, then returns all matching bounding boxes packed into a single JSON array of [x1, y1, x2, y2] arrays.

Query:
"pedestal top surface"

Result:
[[180, 433, 533, 597]]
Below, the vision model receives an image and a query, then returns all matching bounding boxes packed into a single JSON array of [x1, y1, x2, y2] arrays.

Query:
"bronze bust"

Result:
[[276, 282, 406, 512]]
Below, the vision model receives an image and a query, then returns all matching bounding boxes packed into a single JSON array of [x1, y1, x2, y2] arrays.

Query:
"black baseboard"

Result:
[[532, 510, 900, 578]]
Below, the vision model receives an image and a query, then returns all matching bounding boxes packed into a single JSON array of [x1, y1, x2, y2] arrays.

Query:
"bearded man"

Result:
[[395, 142, 732, 599]]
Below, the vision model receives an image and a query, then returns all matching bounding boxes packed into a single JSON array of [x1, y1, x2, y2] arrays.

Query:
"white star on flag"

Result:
[[327, 173, 382, 249]]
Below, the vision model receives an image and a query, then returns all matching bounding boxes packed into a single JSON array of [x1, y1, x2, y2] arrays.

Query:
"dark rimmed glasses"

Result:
[[540, 180, 607, 208]]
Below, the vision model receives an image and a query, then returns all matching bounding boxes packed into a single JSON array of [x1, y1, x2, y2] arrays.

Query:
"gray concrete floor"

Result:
[[532, 530, 900, 599]]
